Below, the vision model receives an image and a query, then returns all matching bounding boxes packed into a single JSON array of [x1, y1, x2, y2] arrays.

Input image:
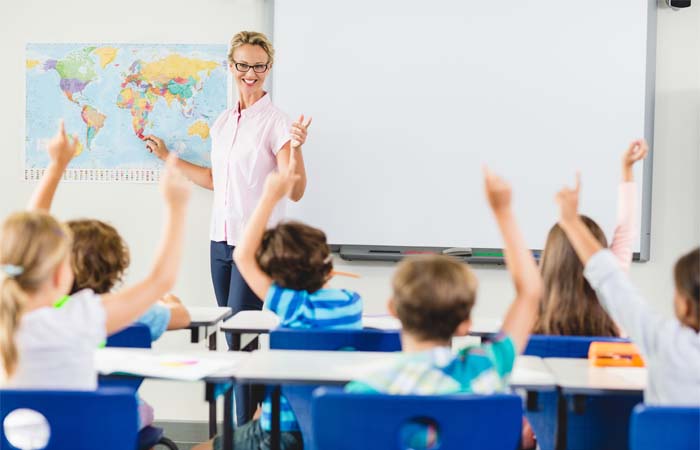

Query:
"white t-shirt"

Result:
[[6, 289, 106, 390]]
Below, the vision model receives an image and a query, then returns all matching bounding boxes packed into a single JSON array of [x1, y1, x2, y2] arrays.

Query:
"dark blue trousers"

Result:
[[210, 241, 263, 426]]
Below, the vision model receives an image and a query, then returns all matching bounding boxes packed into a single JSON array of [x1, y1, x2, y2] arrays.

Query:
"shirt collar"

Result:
[[234, 92, 271, 118]]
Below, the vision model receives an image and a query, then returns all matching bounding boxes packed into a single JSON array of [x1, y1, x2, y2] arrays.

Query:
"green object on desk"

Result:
[[472, 251, 503, 257], [53, 294, 107, 348]]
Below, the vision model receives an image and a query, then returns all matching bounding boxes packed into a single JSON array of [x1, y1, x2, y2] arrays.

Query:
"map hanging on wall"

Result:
[[25, 43, 228, 182]]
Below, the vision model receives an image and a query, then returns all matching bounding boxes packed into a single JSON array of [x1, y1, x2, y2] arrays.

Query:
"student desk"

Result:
[[234, 350, 554, 450], [95, 347, 246, 450], [186, 306, 233, 350], [221, 311, 502, 350], [544, 358, 647, 450]]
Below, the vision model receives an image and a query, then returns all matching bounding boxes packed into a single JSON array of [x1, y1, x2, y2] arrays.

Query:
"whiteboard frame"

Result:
[[266, 0, 656, 263]]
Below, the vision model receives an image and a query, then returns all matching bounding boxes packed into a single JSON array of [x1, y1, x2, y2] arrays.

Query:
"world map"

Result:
[[26, 43, 227, 181]]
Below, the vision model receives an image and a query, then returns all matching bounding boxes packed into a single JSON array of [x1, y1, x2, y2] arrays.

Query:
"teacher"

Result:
[[144, 31, 310, 336]]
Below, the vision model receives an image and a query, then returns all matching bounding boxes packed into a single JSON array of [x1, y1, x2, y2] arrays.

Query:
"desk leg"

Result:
[[230, 333, 241, 351], [205, 384, 218, 438], [223, 385, 234, 450], [209, 331, 218, 351], [271, 385, 281, 450], [555, 388, 568, 450], [190, 327, 200, 344]]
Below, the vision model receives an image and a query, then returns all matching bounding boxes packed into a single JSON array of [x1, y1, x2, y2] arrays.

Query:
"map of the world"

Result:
[[26, 43, 227, 182]]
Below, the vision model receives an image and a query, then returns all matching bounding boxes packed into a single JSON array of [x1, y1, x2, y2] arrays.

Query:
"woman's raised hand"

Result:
[[145, 135, 171, 161], [290, 114, 313, 148]]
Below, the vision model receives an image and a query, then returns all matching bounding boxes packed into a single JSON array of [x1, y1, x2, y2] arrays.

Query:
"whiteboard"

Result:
[[271, 0, 655, 257]]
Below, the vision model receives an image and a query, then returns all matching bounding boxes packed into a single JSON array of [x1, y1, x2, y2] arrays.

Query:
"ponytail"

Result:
[[0, 275, 27, 378]]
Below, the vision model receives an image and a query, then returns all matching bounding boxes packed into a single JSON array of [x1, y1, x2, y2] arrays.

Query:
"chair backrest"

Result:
[[312, 387, 522, 450], [523, 335, 629, 358], [100, 324, 152, 391], [629, 404, 700, 450], [270, 328, 401, 450], [0, 387, 138, 450], [269, 328, 402, 352]]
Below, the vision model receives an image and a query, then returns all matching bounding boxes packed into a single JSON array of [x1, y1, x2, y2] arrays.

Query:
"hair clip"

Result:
[[0, 264, 24, 278]]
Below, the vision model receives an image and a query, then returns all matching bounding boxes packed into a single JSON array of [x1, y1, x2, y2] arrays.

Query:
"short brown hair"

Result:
[[256, 221, 332, 293], [536, 215, 619, 337], [228, 31, 275, 65], [67, 219, 130, 294], [391, 255, 477, 342], [674, 247, 700, 323]]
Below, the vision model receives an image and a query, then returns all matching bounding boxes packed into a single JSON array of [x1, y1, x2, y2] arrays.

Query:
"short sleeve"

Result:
[[268, 113, 292, 156], [484, 334, 517, 378], [60, 289, 107, 347], [264, 283, 308, 324], [136, 304, 172, 341]]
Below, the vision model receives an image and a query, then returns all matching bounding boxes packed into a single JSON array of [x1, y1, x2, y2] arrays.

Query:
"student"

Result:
[[0, 122, 191, 392], [535, 140, 648, 336], [554, 176, 700, 405], [345, 168, 543, 448], [27, 123, 191, 341], [194, 150, 362, 450]]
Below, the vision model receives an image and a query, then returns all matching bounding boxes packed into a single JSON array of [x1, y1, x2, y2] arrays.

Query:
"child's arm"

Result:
[[556, 176, 662, 356], [610, 139, 648, 271], [483, 168, 543, 354], [101, 155, 191, 334], [28, 121, 79, 211], [160, 294, 192, 330], [232, 149, 301, 300]]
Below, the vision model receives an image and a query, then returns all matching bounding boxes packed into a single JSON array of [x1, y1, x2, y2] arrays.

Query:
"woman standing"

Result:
[[144, 30, 310, 422]]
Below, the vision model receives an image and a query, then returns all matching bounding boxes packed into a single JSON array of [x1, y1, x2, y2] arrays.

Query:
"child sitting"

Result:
[[554, 175, 700, 405], [345, 168, 543, 448], [194, 149, 362, 450]]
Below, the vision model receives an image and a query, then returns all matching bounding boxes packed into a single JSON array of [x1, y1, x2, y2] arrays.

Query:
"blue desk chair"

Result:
[[523, 335, 640, 450], [269, 328, 402, 450], [0, 387, 138, 450], [629, 404, 700, 450], [312, 387, 522, 450], [102, 324, 178, 450]]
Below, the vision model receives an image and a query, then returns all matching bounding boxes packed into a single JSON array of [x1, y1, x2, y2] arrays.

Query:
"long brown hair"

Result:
[[0, 212, 72, 378], [535, 215, 619, 337]]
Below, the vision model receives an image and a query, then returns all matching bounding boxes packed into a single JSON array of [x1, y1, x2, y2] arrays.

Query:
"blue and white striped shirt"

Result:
[[260, 283, 363, 432]]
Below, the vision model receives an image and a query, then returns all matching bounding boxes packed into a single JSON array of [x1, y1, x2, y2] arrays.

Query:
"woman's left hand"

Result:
[[290, 114, 313, 148]]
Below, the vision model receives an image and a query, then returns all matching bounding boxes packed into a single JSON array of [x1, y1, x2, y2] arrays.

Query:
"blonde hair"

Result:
[[0, 211, 72, 378], [392, 255, 478, 342], [228, 31, 275, 65]]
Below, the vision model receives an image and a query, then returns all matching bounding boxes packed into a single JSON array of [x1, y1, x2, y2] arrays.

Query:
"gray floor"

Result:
[[154, 420, 212, 450]]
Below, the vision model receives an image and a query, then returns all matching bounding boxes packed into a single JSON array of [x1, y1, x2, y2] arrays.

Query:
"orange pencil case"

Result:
[[588, 342, 645, 367]]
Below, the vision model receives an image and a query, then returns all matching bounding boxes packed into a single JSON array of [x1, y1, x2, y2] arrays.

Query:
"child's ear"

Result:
[[387, 298, 398, 318], [454, 318, 472, 337]]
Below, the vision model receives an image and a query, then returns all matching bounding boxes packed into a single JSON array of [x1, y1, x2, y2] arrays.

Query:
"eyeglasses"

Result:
[[233, 61, 269, 73]]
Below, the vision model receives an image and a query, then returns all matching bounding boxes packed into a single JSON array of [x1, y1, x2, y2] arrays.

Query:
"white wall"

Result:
[[1, 0, 698, 423]]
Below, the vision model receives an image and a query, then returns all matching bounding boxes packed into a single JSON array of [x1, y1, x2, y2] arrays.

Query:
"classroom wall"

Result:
[[1, 0, 698, 423]]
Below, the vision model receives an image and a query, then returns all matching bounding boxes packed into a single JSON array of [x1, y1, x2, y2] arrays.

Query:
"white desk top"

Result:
[[544, 357, 647, 395], [511, 355, 557, 391], [95, 347, 247, 381], [233, 349, 552, 389], [221, 310, 280, 333], [187, 306, 233, 327], [221, 310, 501, 337]]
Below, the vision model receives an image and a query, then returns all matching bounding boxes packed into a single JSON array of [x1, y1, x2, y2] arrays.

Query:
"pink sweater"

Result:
[[609, 182, 637, 272]]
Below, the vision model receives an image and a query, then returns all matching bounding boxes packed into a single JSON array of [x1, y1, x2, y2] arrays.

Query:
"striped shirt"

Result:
[[344, 334, 516, 449], [260, 283, 363, 432], [345, 333, 516, 395]]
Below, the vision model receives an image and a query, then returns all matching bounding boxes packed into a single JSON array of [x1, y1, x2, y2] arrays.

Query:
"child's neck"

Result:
[[401, 332, 451, 352], [24, 287, 61, 312]]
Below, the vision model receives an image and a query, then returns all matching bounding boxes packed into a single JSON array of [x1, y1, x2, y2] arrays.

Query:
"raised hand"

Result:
[[555, 173, 581, 225], [483, 166, 512, 214], [145, 135, 171, 161], [622, 139, 648, 182], [47, 120, 79, 168], [290, 114, 312, 149], [160, 153, 191, 207], [264, 147, 302, 201]]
